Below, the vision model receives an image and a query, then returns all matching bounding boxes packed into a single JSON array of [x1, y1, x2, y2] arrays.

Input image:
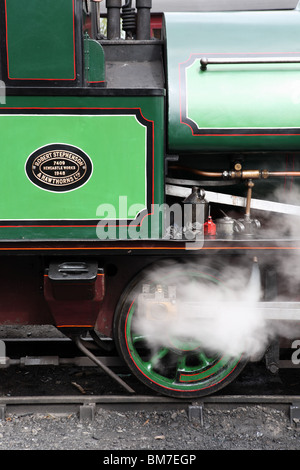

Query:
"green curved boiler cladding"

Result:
[[165, 9, 300, 152]]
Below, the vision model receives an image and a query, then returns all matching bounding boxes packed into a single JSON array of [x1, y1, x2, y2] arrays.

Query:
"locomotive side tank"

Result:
[[1, 0, 300, 399]]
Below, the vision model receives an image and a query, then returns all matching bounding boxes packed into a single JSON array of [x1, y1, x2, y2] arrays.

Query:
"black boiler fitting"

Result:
[[106, 0, 122, 39], [136, 0, 152, 40]]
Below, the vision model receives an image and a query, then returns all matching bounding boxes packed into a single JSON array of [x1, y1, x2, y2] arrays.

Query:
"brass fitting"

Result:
[[227, 170, 261, 179]]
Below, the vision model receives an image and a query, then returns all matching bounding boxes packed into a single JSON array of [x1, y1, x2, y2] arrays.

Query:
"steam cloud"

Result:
[[135, 261, 271, 360], [134, 186, 300, 361]]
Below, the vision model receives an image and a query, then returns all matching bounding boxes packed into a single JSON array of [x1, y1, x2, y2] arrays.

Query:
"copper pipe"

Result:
[[170, 166, 300, 180], [169, 166, 223, 178], [266, 171, 300, 177], [192, 170, 224, 178]]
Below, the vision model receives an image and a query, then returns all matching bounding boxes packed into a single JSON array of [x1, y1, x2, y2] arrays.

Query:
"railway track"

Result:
[[1, 392, 300, 425], [1, 336, 300, 426]]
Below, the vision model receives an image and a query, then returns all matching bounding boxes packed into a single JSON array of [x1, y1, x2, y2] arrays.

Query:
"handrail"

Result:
[[200, 56, 300, 71]]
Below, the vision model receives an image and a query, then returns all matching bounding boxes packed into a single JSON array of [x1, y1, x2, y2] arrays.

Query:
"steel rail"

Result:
[[0, 393, 299, 405], [0, 393, 300, 410], [0, 394, 300, 422]]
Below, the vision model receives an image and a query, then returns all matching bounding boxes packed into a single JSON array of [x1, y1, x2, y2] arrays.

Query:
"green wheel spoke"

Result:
[[176, 352, 212, 376], [145, 347, 169, 372], [177, 355, 188, 371], [197, 352, 215, 368], [131, 333, 146, 345]]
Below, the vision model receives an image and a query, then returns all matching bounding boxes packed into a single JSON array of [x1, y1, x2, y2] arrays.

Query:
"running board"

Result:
[[166, 184, 300, 216]]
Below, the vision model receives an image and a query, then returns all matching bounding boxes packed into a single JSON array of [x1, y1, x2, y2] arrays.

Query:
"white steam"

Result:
[[135, 261, 272, 360], [133, 186, 300, 361], [134, 185, 300, 360]]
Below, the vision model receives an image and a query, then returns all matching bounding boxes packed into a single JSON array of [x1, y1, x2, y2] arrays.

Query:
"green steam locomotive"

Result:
[[0, 0, 300, 398]]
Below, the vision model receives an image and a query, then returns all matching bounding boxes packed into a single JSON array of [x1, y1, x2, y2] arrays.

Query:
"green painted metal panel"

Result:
[[0, 114, 146, 219], [5, 0, 76, 80], [0, 95, 164, 241], [186, 61, 300, 129], [84, 35, 105, 84], [165, 10, 300, 152]]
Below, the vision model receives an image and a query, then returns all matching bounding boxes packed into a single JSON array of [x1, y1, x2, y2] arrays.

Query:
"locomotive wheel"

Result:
[[114, 263, 247, 399]]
